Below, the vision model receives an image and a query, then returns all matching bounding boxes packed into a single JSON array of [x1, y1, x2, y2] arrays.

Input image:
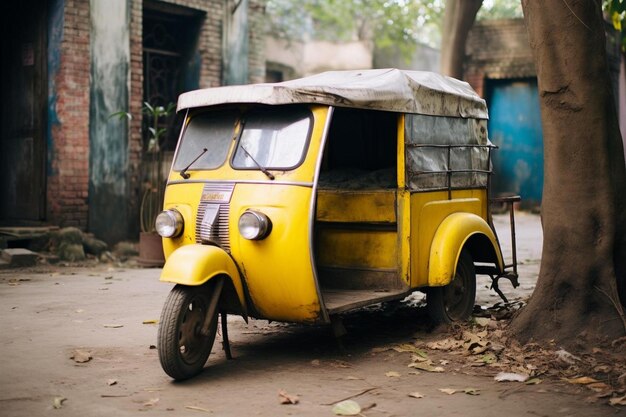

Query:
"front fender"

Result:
[[160, 244, 247, 316], [428, 213, 503, 287]]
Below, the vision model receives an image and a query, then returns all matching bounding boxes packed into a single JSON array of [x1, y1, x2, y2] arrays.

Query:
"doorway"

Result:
[[0, 0, 47, 223]]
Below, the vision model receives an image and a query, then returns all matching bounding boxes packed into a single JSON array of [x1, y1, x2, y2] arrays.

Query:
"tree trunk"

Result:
[[509, 0, 626, 344], [440, 0, 482, 78]]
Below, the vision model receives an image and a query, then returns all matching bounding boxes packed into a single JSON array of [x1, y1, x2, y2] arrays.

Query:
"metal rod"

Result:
[[221, 311, 233, 360], [200, 278, 224, 337], [509, 201, 518, 276]]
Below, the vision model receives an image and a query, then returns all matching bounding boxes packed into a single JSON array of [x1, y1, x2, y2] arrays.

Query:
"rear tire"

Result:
[[158, 283, 219, 380], [426, 249, 476, 324]]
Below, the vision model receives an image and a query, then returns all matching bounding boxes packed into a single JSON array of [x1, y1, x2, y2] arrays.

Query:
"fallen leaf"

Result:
[[408, 392, 424, 399], [408, 362, 444, 373], [75, 309, 85, 313], [103, 324, 123, 328], [311, 359, 321, 366], [330, 360, 352, 368], [555, 348, 580, 365], [525, 378, 542, 385], [385, 371, 401, 378], [393, 344, 427, 357], [481, 353, 497, 364], [70, 349, 92, 363], [609, 395, 626, 406], [106, 379, 118, 386], [565, 376, 599, 385], [344, 376, 362, 380], [464, 388, 480, 395], [427, 338, 462, 351], [494, 372, 529, 382], [142, 319, 158, 325], [587, 382, 611, 393], [332, 400, 361, 416], [439, 388, 457, 395], [149, 345, 156, 350], [474, 317, 490, 327], [185, 405, 212, 413], [53, 397, 67, 409], [278, 389, 299, 405], [143, 398, 159, 407]]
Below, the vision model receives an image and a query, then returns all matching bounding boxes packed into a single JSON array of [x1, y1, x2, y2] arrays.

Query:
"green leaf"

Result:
[[332, 400, 361, 416]]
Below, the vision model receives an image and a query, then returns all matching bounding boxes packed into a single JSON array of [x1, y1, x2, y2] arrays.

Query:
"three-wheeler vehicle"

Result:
[[154, 69, 519, 380]]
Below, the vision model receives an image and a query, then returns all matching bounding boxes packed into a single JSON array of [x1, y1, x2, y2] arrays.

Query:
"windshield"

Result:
[[232, 107, 312, 170], [172, 110, 238, 172]]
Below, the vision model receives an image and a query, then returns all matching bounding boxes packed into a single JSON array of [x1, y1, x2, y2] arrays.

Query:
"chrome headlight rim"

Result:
[[238, 210, 271, 240], [155, 209, 184, 238]]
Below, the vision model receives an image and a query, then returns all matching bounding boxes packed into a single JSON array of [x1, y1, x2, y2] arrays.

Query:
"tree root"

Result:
[[594, 285, 626, 335]]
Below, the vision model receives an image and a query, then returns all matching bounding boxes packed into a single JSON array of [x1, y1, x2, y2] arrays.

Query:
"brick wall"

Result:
[[47, 0, 91, 229], [464, 18, 536, 97]]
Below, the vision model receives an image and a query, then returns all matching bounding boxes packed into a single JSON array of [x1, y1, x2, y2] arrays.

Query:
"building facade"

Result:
[[0, 0, 266, 242]]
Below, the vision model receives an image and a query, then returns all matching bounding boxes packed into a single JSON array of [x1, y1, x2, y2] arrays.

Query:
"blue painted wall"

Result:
[[88, 0, 130, 243], [487, 79, 544, 206], [47, 0, 64, 177]]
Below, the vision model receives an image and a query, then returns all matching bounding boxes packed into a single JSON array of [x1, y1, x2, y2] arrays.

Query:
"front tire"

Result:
[[158, 283, 219, 380], [426, 249, 476, 324]]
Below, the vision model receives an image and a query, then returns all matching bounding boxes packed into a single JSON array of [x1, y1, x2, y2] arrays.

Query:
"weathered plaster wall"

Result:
[[223, 0, 249, 85], [89, 0, 130, 243]]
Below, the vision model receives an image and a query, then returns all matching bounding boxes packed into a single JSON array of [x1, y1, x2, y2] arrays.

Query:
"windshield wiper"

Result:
[[240, 145, 275, 180], [180, 148, 208, 179]]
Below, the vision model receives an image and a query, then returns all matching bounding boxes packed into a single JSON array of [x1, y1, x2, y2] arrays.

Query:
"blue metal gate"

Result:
[[487, 79, 544, 206]]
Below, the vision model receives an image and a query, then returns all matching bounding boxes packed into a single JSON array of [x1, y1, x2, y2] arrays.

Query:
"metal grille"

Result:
[[195, 183, 234, 251]]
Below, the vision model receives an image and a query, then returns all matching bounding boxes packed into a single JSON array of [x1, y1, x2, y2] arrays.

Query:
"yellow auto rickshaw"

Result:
[[154, 69, 519, 380]]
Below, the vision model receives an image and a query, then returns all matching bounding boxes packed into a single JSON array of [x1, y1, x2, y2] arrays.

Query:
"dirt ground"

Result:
[[1, 213, 624, 417]]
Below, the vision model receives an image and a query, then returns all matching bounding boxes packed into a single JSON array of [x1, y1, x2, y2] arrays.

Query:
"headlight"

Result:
[[155, 209, 184, 238], [238, 210, 271, 240]]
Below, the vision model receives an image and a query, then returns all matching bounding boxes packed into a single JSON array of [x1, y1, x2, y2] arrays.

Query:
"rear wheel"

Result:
[[427, 249, 476, 324], [158, 283, 219, 380]]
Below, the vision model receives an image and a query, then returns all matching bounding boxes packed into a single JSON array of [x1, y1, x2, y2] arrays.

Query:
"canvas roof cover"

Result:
[[177, 68, 488, 119]]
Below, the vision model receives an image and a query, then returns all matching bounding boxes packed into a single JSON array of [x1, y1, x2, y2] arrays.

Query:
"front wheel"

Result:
[[158, 283, 220, 380], [426, 249, 476, 324]]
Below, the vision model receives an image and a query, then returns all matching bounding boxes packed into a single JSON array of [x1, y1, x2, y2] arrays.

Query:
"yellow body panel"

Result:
[[427, 212, 503, 286], [160, 244, 247, 313], [228, 184, 321, 322], [410, 189, 496, 288], [316, 228, 397, 269], [316, 190, 396, 223]]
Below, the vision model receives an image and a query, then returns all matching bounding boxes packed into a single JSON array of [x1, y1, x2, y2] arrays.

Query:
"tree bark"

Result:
[[509, 0, 626, 344], [440, 0, 483, 78]]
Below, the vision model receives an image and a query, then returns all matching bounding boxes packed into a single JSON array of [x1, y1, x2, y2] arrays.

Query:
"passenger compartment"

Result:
[[313, 108, 409, 313]]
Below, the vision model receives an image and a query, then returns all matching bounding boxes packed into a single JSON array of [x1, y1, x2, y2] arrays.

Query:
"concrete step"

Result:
[[0, 248, 39, 267]]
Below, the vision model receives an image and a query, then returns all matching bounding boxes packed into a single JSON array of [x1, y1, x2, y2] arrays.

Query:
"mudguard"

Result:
[[428, 212, 503, 287], [160, 244, 247, 316]]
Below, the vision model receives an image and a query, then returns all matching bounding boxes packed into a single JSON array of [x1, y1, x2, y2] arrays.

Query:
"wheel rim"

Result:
[[178, 296, 211, 366], [443, 264, 472, 320]]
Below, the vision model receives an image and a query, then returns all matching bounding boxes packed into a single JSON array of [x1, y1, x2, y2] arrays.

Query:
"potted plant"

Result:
[[112, 102, 176, 266]]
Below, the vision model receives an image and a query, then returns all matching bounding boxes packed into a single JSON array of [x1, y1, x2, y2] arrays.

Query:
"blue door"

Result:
[[487, 79, 544, 206]]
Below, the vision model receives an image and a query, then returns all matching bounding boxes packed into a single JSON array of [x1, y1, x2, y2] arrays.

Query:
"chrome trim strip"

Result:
[[309, 106, 334, 324], [167, 179, 314, 188]]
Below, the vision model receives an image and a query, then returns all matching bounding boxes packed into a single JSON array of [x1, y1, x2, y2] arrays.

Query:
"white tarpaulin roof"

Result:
[[177, 68, 488, 119]]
